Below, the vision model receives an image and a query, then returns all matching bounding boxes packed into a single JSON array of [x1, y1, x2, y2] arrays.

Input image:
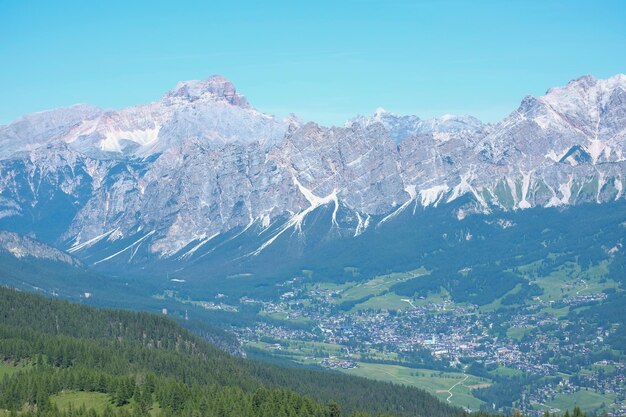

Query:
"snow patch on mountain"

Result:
[[93, 231, 155, 265], [420, 184, 450, 207]]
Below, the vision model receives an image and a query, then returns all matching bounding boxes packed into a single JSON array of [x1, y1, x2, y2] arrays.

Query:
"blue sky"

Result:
[[1, 0, 625, 126]]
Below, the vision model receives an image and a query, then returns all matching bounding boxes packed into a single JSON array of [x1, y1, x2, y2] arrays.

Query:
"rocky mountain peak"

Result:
[[163, 75, 250, 108], [542, 73, 626, 104], [567, 74, 597, 88], [373, 107, 389, 119]]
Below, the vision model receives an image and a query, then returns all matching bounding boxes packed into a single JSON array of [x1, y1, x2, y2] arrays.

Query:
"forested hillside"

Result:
[[0, 287, 459, 417]]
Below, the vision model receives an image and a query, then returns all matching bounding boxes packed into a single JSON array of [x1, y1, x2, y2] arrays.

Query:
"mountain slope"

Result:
[[0, 230, 105, 298]]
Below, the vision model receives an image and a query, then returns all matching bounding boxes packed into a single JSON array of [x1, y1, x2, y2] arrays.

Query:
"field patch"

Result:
[[50, 391, 114, 414], [341, 362, 490, 411]]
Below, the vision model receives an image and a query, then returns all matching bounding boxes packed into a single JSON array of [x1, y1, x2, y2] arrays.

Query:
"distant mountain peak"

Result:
[[348, 108, 484, 144], [373, 107, 388, 118], [544, 73, 626, 98], [567, 74, 597, 87], [163, 75, 250, 108]]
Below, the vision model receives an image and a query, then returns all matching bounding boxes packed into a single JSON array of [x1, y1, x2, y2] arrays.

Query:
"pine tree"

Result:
[[328, 400, 341, 417]]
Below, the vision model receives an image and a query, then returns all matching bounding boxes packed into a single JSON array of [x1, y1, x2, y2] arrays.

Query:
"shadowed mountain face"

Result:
[[0, 74, 624, 275]]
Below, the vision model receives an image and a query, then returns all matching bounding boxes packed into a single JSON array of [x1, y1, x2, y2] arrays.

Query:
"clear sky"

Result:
[[1, 0, 625, 126]]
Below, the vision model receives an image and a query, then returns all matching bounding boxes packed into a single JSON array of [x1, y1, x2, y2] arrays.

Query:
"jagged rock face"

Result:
[[277, 122, 407, 214], [0, 74, 624, 263]]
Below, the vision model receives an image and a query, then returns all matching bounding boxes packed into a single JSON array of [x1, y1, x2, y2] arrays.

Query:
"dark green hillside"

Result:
[[0, 251, 103, 299], [118, 199, 626, 304], [0, 286, 459, 417]]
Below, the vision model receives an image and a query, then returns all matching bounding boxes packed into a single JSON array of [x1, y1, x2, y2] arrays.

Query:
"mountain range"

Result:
[[0, 74, 624, 284]]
